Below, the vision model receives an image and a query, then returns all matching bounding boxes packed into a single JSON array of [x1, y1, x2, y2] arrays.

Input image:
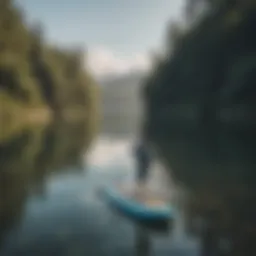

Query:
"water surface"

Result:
[[0, 123, 198, 256]]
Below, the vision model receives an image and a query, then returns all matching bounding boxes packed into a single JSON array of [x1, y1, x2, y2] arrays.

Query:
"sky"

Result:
[[17, 0, 184, 77]]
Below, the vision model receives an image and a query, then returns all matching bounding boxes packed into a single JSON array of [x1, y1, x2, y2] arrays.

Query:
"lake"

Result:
[[0, 122, 199, 256]]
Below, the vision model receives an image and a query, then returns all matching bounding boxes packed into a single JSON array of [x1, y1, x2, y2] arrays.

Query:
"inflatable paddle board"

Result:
[[101, 185, 174, 222]]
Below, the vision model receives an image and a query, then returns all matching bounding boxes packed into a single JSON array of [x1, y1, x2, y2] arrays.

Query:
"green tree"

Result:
[[142, 0, 256, 254]]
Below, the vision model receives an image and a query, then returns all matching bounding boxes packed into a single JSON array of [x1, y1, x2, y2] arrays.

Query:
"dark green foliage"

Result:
[[0, 0, 99, 119], [143, 0, 256, 136], [142, 1, 256, 252]]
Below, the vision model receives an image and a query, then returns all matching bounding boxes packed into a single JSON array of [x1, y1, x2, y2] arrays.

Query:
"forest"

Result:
[[143, 0, 255, 136], [142, 0, 256, 254], [0, 0, 99, 141]]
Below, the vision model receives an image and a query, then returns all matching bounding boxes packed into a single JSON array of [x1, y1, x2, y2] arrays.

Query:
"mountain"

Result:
[[99, 71, 147, 136]]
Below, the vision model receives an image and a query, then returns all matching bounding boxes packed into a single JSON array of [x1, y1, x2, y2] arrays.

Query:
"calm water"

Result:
[[2, 121, 254, 256], [0, 122, 198, 256]]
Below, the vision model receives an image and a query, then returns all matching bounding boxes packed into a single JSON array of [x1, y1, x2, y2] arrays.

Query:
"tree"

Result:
[[142, 1, 256, 254], [0, 0, 99, 141]]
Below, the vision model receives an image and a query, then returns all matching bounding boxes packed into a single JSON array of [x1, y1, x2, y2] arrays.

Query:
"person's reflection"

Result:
[[134, 220, 171, 256], [134, 225, 151, 256]]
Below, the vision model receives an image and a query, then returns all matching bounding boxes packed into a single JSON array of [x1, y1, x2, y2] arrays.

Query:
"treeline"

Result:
[[141, 1, 256, 254], [142, 0, 256, 137], [0, 0, 98, 118]]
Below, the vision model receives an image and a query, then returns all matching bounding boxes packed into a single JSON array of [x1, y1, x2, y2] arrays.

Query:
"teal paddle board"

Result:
[[102, 185, 175, 222]]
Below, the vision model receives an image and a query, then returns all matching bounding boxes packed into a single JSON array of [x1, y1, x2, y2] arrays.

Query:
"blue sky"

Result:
[[17, 0, 184, 76]]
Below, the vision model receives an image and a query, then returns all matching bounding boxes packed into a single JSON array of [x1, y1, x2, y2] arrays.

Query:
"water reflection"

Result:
[[2, 120, 254, 255], [0, 120, 198, 256], [0, 120, 90, 255], [154, 125, 256, 255], [135, 226, 151, 256]]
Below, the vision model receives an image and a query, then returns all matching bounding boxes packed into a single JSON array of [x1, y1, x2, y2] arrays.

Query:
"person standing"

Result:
[[133, 139, 152, 193]]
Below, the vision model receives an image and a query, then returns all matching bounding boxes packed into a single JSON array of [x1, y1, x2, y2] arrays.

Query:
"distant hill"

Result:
[[99, 71, 148, 136], [98, 70, 147, 87]]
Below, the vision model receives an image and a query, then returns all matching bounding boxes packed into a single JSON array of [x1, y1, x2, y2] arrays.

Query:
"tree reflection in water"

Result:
[[152, 125, 256, 256], [1, 121, 255, 255], [0, 119, 90, 252]]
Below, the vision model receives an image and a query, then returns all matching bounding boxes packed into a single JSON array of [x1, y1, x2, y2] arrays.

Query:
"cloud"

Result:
[[86, 47, 152, 77]]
